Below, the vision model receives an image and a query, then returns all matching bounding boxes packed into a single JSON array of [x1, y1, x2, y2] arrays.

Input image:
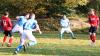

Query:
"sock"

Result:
[[92, 35, 96, 43], [60, 34, 63, 39], [70, 32, 75, 38], [90, 34, 96, 43], [15, 45, 23, 52], [8, 38, 13, 45], [27, 41, 37, 47], [3, 36, 7, 43], [90, 35, 93, 41]]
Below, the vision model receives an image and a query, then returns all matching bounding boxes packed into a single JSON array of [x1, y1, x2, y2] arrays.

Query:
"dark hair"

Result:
[[22, 12, 30, 16], [4, 11, 9, 15]]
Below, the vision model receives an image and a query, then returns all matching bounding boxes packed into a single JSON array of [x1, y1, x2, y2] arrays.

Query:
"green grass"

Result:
[[0, 32, 100, 56]]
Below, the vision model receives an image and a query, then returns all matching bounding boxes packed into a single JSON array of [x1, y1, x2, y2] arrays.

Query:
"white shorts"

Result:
[[21, 30, 37, 45], [12, 24, 23, 34], [60, 27, 72, 34]]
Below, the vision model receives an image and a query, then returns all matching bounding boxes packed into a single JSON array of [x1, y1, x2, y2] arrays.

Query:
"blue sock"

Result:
[[15, 45, 23, 52], [27, 41, 37, 47]]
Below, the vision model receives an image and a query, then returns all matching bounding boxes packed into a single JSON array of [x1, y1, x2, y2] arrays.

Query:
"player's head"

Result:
[[3, 11, 9, 17], [30, 13, 35, 20], [63, 15, 67, 20], [23, 12, 30, 19], [89, 9, 96, 15]]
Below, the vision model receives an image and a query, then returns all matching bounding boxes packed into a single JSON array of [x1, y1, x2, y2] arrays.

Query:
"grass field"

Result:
[[0, 32, 100, 56]]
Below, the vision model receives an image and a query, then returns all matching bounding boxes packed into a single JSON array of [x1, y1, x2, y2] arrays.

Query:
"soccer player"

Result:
[[60, 15, 76, 40], [12, 13, 30, 35], [88, 9, 99, 46], [13, 13, 42, 55], [1, 11, 13, 47]]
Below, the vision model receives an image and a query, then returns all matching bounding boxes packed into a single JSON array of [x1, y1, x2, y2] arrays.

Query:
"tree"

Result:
[[87, 0, 100, 15], [0, 0, 89, 18]]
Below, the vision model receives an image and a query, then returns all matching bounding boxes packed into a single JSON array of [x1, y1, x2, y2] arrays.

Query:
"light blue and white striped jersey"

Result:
[[16, 16, 27, 27], [23, 18, 37, 30], [60, 18, 70, 28]]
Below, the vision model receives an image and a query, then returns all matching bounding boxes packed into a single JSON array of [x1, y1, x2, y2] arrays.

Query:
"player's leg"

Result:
[[14, 32, 26, 54], [60, 28, 65, 40], [23, 31, 37, 52], [89, 33, 96, 46], [89, 26, 96, 46], [65, 28, 75, 39], [2, 36, 7, 46], [18, 27, 23, 36], [92, 33, 96, 43], [69, 29, 75, 39], [7, 30, 13, 47], [12, 24, 23, 36], [12, 24, 19, 33], [14, 39, 25, 54], [91, 26, 96, 46], [26, 31, 37, 47], [2, 31, 8, 46], [89, 32, 92, 41], [89, 26, 92, 41]]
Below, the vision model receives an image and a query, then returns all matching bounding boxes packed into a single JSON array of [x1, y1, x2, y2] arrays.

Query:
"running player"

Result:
[[12, 13, 30, 35], [13, 13, 42, 55]]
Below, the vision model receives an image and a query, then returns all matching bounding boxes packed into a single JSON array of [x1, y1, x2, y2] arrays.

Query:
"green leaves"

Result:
[[0, 0, 88, 18], [64, 0, 88, 8]]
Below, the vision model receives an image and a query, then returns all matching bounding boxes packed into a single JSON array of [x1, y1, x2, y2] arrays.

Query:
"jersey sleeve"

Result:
[[88, 16, 91, 24], [8, 19, 12, 30], [87, 15, 91, 24], [8, 18, 12, 28]]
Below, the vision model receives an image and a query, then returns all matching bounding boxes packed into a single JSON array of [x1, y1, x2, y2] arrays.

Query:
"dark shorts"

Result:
[[89, 26, 97, 33], [4, 30, 13, 37]]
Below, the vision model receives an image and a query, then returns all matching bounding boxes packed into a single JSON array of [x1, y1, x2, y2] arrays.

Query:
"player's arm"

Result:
[[88, 16, 93, 26], [36, 24, 42, 34], [34, 20, 42, 34], [15, 16, 20, 20], [8, 19, 13, 30], [87, 15, 91, 24], [87, 15, 94, 26], [60, 19, 63, 27], [67, 18, 70, 26]]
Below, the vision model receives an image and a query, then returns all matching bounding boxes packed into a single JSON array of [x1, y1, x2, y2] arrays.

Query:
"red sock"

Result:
[[3, 36, 7, 43], [90, 35, 93, 41], [9, 38, 13, 45], [92, 35, 96, 43]]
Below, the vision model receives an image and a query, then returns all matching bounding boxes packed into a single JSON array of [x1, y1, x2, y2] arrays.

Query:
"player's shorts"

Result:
[[89, 26, 97, 33], [60, 27, 72, 34], [4, 30, 13, 37], [20, 30, 37, 45], [12, 24, 23, 34]]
